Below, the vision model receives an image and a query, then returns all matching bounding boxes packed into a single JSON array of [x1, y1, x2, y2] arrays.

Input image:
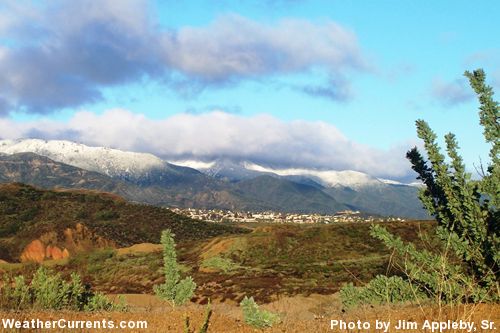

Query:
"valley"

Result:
[[0, 183, 437, 330]]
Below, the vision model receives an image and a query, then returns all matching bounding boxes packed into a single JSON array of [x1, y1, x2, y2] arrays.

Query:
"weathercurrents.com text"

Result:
[[1, 318, 148, 330]]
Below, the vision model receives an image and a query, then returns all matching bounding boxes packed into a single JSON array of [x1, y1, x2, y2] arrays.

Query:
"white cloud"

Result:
[[162, 15, 366, 81], [0, 1, 367, 114], [0, 109, 413, 180]]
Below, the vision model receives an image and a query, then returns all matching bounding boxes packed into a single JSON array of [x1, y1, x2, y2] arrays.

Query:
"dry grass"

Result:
[[116, 243, 162, 256], [1, 294, 498, 332]]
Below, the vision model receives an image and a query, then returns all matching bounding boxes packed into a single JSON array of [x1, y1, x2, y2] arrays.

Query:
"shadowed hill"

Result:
[[235, 175, 348, 213], [0, 183, 248, 262]]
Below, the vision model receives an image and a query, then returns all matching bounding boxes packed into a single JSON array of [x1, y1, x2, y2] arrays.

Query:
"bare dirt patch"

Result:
[[116, 243, 162, 256], [2, 299, 498, 333]]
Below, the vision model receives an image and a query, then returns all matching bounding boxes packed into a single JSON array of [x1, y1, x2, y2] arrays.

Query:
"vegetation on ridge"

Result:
[[0, 183, 248, 262]]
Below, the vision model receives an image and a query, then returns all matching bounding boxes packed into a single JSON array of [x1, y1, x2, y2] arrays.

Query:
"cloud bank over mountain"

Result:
[[0, 109, 415, 181]]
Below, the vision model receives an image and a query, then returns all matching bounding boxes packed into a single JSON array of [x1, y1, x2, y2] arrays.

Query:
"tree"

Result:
[[341, 69, 499, 307]]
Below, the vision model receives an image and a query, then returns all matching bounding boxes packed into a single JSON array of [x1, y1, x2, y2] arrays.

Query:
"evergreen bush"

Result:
[[340, 69, 499, 307], [240, 296, 280, 329], [340, 275, 427, 308], [154, 229, 196, 306], [0, 267, 125, 311]]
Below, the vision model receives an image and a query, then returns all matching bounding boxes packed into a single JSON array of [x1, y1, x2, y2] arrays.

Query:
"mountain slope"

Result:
[[0, 152, 130, 193], [234, 175, 348, 213], [0, 183, 248, 262], [324, 184, 428, 218], [194, 160, 428, 218], [0, 153, 316, 213]]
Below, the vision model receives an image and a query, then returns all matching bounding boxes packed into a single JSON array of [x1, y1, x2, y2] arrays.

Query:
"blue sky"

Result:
[[0, 0, 498, 181]]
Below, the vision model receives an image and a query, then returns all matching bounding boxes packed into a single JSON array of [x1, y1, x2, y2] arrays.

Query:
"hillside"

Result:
[[0, 183, 248, 262], [0, 152, 130, 193], [0, 153, 267, 211], [324, 184, 428, 218], [235, 175, 348, 213]]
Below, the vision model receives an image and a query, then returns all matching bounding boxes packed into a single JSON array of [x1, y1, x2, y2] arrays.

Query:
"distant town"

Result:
[[170, 208, 406, 224]]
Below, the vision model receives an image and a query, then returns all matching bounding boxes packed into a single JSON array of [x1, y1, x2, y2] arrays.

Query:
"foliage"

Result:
[[0, 267, 125, 311], [94, 209, 119, 220], [154, 229, 196, 306], [201, 255, 240, 273], [340, 275, 427, 308], [240, 296, 280, 329], [341, 69, 499, 307], [184, 301, 212, 333], [370, 225, 492, 303]]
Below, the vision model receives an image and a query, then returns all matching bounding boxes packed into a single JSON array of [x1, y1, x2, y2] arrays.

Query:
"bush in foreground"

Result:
[[0, 267, 125, 311], [240, 296, 280, 329], [154, 229, 196, 306], [341, 69, 499, 308], [340, 275, 428, 309]]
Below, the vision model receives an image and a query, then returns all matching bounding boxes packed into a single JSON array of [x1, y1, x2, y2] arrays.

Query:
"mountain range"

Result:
[[0, 139, 429, 218]]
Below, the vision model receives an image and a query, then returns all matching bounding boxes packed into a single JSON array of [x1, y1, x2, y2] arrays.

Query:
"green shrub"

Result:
[[341, 69, 499, 307], [84, 293, 126, 312], [74, 208, 89, 219], [154, 229, 196, 306], [0, 221, 21, 237], [0, 267, 125, 311], [340, 275, 427, 308], [86, 248, 116, 274], [201, 256, 240, 273], [240, 296, 280, 329], [88, 248, 116, 263]]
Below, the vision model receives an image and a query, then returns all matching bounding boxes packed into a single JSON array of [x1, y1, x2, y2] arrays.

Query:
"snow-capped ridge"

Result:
[[0, 139, 417, 188], [0, 139, 165, 179], [244, 163, 383, 188]]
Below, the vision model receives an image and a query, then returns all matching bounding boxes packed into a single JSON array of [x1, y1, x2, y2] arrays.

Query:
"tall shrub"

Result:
[[154, 229, 196, 306], [341, 69, 499, 307]]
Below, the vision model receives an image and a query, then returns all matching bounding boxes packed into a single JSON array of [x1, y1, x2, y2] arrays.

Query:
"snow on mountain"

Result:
[[244, 163, 383, 188], [0, 139, 165, 179], [172, 158, 414, 188], [377, 178, 405, 185], [377, 178, 424, 187], [169, 160, 216, 170], [170, 159, 267, 182], [0, 139, 417, 189]]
